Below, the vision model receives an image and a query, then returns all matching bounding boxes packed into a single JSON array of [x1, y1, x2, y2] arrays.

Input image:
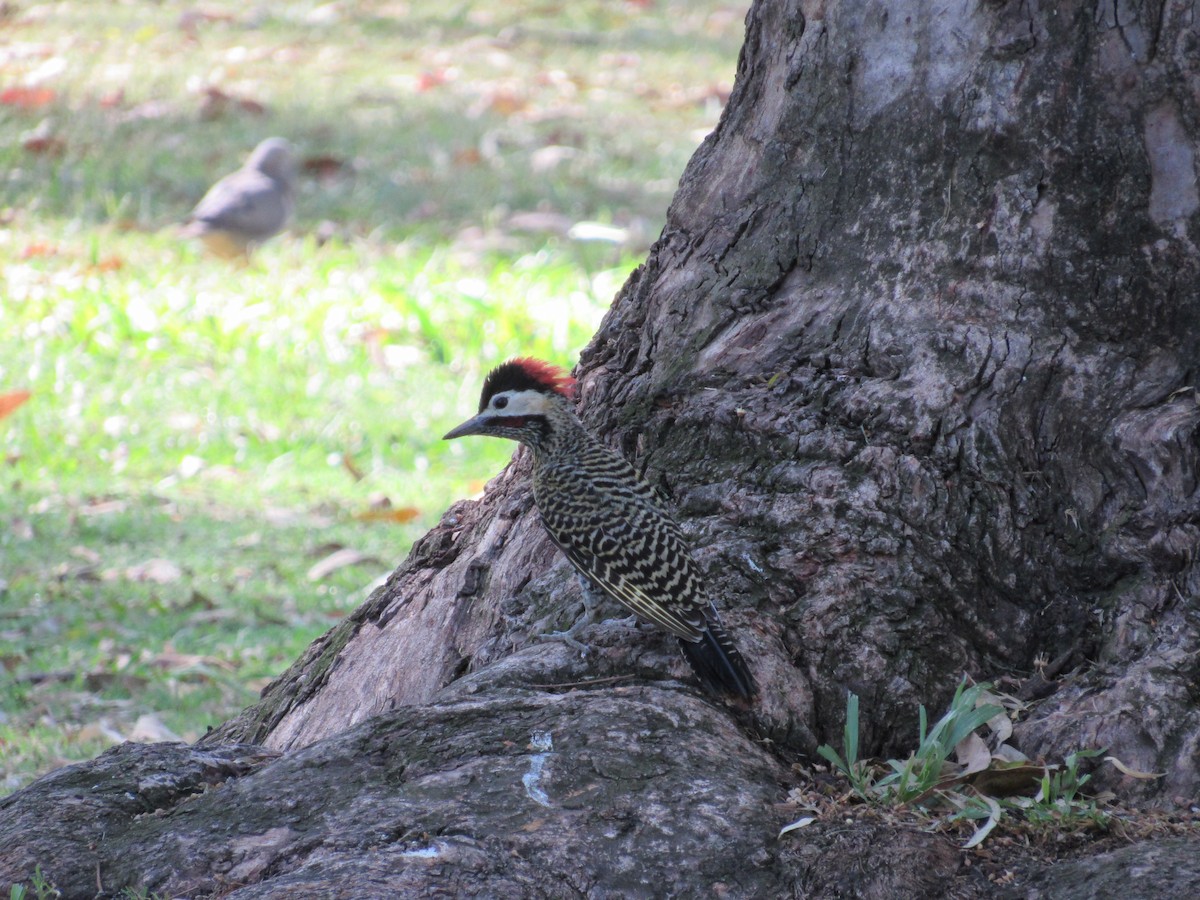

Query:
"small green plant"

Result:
[[9, 867, 60, 900], [1011, 748, 1111, 831], [814, 692, 875, 795], [810, 679, 1111, 847], [817, 678, 1002, 804]]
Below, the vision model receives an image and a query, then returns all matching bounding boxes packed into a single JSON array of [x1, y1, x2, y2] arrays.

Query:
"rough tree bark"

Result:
[[4, 1, 1200, 897]]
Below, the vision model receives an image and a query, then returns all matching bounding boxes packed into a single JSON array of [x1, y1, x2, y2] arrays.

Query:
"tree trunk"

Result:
[[5, 0, 1200, 896]]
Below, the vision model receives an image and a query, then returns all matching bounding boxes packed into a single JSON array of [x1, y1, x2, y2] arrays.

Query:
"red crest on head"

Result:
[[508, 357, 576, 398], [478, 357, 576, 410]]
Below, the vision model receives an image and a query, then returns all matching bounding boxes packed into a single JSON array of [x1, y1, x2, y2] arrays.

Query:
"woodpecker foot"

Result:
[[537, 577, 608, 655], [536, 627, 591, 656], [536, 604, 594, 654]]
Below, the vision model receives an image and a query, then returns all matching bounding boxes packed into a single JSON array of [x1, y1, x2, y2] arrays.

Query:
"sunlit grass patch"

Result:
[[0, 0, 746, 794]]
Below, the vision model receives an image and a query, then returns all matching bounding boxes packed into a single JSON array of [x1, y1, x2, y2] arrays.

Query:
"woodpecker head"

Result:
[[443, 358, 577, 448]]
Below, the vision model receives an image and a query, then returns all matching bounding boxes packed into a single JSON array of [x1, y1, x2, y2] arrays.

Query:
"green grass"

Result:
[[0, 0, 746, 794]]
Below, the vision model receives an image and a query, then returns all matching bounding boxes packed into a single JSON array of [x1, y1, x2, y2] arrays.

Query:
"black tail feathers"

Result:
[[677, 609, 756, 700]]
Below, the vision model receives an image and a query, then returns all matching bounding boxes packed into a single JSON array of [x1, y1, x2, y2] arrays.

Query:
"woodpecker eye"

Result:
[[493, 396, 509, 409]]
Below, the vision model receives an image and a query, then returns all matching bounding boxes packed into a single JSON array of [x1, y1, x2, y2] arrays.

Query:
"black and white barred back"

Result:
[[444, 358, 756, 699]]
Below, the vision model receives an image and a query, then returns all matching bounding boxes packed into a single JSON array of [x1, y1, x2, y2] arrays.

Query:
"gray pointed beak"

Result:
[[443, 414, 487, 440]]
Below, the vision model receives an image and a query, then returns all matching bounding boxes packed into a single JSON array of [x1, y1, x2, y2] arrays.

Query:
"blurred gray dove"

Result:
[[182, 137, 295, 259]]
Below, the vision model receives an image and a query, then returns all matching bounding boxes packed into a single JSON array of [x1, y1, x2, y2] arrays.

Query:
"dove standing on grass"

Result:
[[182, 137, 296, 259]]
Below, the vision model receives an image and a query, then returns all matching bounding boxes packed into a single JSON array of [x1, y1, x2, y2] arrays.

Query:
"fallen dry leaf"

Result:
[[968, 762, 1045, 798], [778, 816, 817, 837], [355, 506, 420, 524], [1105, 756, 1166, 780], [79, 498, 127, 517], [265, 506, 333, 528], [302, 154, 347, 180], [954, 731, 992, 776], [74, 719, 125, 745], [0, 390, 31, 421], [21, 119, 66, 156], [198, 85, 267, 120], [126, 713, 181, 743], [453, 147, 483, 166], [0, 86, 56, 108], [67, 547, 99, 565], [306, 547, 377, 581], [148, 646, 228, 673], [506, 209, 573, 235], [415, 70, 450, 92], [488, 89, 528, 116], [125, 558, 183, 584], [339, 452, 365, 481], [19, 243, 58, 259], [178, 6, 236, 36], [119, 99, 174, 122], [87, 255, 124, 273]]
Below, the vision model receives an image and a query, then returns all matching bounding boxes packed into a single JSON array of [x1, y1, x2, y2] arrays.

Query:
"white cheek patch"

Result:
[[497, 391, 553, 416]]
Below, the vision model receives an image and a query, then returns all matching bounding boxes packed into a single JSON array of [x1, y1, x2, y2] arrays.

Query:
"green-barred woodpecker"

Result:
[[443, 358, 757, 700]]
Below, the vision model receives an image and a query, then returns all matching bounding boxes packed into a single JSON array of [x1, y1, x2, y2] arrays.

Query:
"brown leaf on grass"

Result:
[[415, 70, 450, 92], [119, 99, 175, 123], [70, 542, 102, 564], [53, 561, 100, 582], [0, 86, 56, 108], [302, 154, 347, 180], [340, 452, 365, 481], [453, 147, 483, 166], [126, 713, 181, 743], [179, 589, 217, 611], [1105, 756, 1166, 780], [148, 646, 230, 673], [75, 719, 126, 745], [198, 85, 268, 120], [528, 146, 579, 174], [0, 390, 31, 422], [968, 763, 1045, 798], [355, 506, 420, 524], [178, 7, 236, 36], [488, 89, 528, 116], [506, 210, 573, 235], [87, 255, 124, 273], [954, 731, 992, 776], [306, 547, 378, 581], [265, 506, 333, 528], [82, 670, 148, 692], [125, 558, 183, 584], [20, 119, 65, 156], [19, 242, 59, 259], [79, 498, 127, 517]]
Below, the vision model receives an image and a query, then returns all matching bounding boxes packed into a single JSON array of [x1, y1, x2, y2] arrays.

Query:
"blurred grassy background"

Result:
[[0, 0, 746, 793]]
